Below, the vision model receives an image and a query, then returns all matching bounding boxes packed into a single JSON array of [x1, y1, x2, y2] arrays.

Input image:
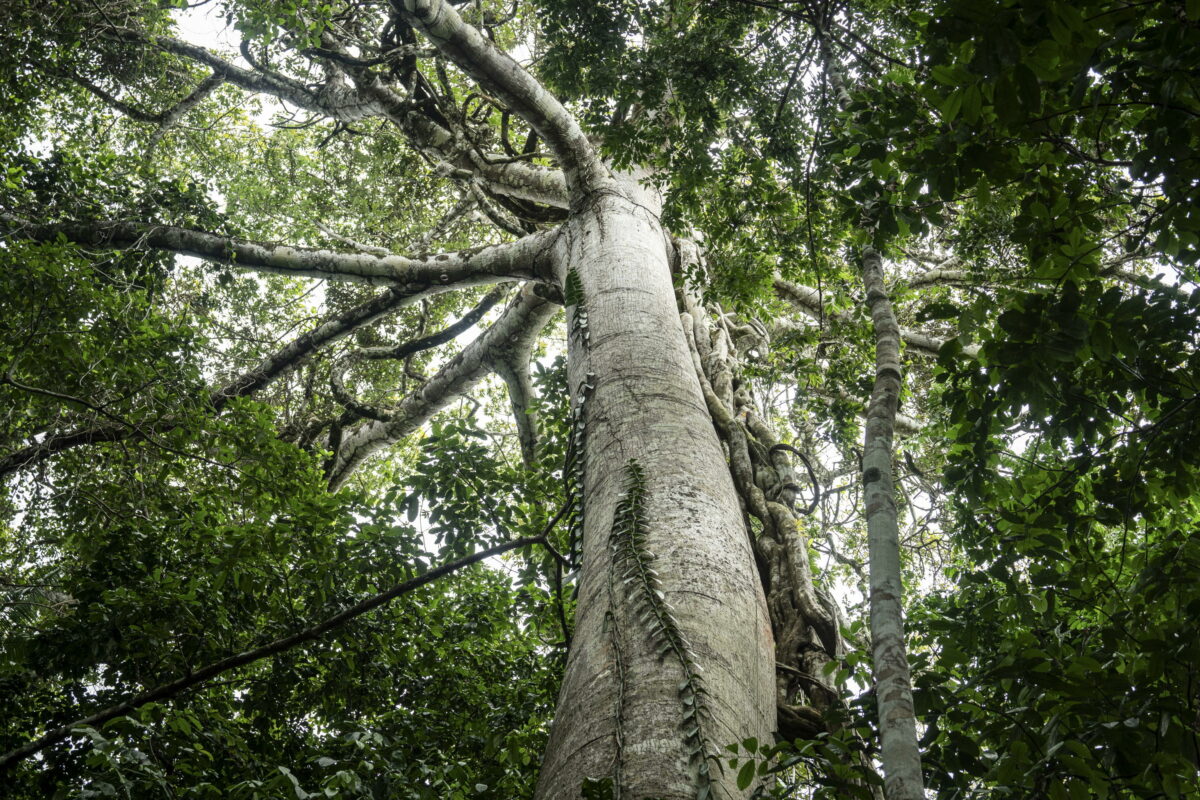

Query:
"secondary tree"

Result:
[[1, 1, 1197, 799]]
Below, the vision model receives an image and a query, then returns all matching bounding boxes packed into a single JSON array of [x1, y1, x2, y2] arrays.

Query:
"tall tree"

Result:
[[1, 1, 1197, 799]]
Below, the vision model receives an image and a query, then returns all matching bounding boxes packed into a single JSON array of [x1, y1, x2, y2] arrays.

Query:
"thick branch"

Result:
[[358, 286, 506, 360], [900, 329, 979, 359], [0, 215, 559, 286], [329, 287, 508, 421], [0, 535, 547, 774], [340, 67, 568, 206], [401, 0, 608, 199], [105, 29, 330, 115], [327, 283, 556, 489], [105, 28, 569, 207], [906, 259, 1196, 303], [491, 354, 540, 468], [905, 266, 971, 289]]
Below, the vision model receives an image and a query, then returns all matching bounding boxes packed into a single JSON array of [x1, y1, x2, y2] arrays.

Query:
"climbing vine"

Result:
[[563, 374, 593, 570], [565, 267, 590, 348], [609, 460, 717, 800]]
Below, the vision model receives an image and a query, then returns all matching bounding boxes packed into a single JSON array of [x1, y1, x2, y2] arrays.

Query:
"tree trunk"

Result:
[[534, 173, 776, 800], [861, 248, 924, 799]]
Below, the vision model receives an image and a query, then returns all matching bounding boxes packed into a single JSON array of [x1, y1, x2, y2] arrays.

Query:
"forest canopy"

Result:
[[0, 0, 1198, 798]]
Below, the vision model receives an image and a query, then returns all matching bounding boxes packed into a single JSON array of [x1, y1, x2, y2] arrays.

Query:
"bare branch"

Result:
[[491, 350, 540, 468], [313, 222, 393, 256], [1, 214, 560, 287], [905, 266, 972, 289], [328, 287, 508, 420], [327, 283, 557, 489], [339, 48, 570, 207], [102, 28, 569, 206], [147, 70, 225, 150], [357, 286, 506, 360], [0, 280, 521, 478], [408, 192, 476, 253], [104, 29, 328, 114], [468, 182, 529, 237]]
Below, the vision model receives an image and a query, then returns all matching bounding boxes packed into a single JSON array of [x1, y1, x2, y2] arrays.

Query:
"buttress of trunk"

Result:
[[534, 174, 776, 800], [860, 247, 925, 799]]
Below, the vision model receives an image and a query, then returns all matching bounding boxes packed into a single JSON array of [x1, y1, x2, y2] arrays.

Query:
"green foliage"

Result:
[[909, 273, 1200, 798], [725, 734, 882, 800], [2, 0, 1199, 798]]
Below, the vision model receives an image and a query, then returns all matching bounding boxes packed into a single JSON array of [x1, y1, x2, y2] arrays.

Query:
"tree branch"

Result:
[[492, 352, 540, 468], [147, 70, 225, 150], [357, 285, 506, 360], [104, 28, 328, 114], [400, 0, 607, 199], [0, 214, 560, 287], [0, 279, 523, 478], [327, 283, 556, 489], [328, 287, 508, 421], [59, 70, 161, 123], [102, 27, 569, 207]]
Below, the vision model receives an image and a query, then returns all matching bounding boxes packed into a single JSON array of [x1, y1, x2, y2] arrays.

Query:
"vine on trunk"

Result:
[[564, 267, 592, 570], [610, 459, 717, 800], [564, 373, 593, 570], [565, 267, 589, 347]]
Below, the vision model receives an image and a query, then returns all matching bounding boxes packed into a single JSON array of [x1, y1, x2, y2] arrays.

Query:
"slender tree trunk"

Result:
[[534, 173, 775, 800], [860, 248, 924, 799]]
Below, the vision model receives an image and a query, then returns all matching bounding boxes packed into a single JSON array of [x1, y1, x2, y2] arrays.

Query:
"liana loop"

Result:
[[768, 443, 821, 516]]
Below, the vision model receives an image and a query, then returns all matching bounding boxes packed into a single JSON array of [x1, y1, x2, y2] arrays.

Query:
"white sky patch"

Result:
[[173, 4, 243, 55], [171, 4, 287, 129]]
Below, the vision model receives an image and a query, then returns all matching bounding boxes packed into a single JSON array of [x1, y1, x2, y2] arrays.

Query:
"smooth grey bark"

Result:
[[534, 174, 774, 800], [860, 248, 924, 800], [492, 355, 541, 468], [389, 6, 775, 796], [815, 30, 924, 794], [400, 0, 609, 198], [386, 5, 776, 794], [0, 214, 558, 286]]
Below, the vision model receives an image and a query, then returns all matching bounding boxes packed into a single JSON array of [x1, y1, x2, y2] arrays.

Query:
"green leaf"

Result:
[[1013, 64, 1041, 114], [737, 759, 756, 791], [940, 89, 964, 121]]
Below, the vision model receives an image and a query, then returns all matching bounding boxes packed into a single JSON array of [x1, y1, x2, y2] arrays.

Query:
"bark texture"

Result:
[[860, 248, 924, 800], [534, 175, 774, 800]]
